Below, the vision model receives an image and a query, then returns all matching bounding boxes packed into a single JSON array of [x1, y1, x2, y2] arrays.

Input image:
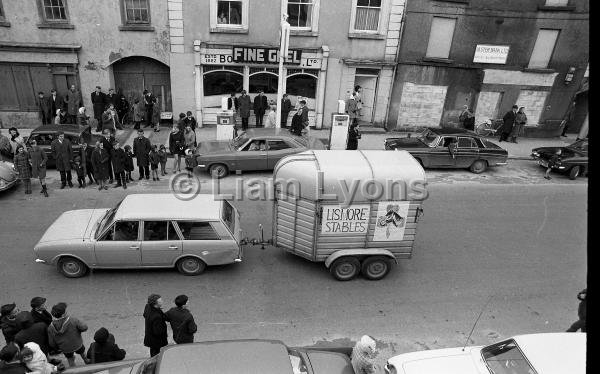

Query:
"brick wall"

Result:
[[396, 82, 447, 127], [516, 90, 549, 125]]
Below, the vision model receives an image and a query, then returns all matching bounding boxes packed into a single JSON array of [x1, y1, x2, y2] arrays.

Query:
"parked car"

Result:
[[194, 128, 326, 178], [384, 128, 508, 173], [34, 194, 242, 278], [62, 339, 355, 374], [384, 332, 585, 374], [531, 139, 588, 180], [0, 160, 18, 192], [25, 124, 102, 167]]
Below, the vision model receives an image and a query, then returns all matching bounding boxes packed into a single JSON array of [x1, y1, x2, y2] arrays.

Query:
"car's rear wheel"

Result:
[[209, 164, 229, 179], [361, 256, 392, 280], [469, 159, 487, 174], [329, 256, 360, 281], [177, 257, 207, 276], [569, 166, 581, 180], [57, 257, 88, 278]]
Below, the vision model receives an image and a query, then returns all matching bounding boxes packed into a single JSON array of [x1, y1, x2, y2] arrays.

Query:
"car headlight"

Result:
[[531, 152, 539, 157], [384, 363, 397, 374]]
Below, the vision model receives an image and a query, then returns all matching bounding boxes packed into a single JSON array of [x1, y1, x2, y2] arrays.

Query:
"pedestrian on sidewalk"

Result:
[[543, 149, 562, 180], [346, 123, 361, 150], [0, 344, 28, 373], [13, 145, 32, 195], [459, 105, 475, 131], [143, 294, 168, 357], [567, 288, 586, 332], [168, 126, 185, 173], [80, 142, 95, 186], [133, 129, 152, 180], [499, 105, 518, 142], [65, 84, 81, 125], [91, 87, 106, 132], [74, 157, 86, 188], [239, 90, 251, 131], [346, 93, 360, 127], [265, 104, 277, 128], [50, 131, 74, 189], [48, 89, 63, 125], [510, 107, 527, 143], [29, 139, 49, 197], [354, 85, 363, 118], [100, 130, 115, 184], [143, 89, 156, 129], [176, 113, 186, 131], [149, 145, 160, 181], [112, 141, 128, 189], [253, 90, 268, 128], [123, 145, 135, 183], [133, 99, 144, 130], [281, 94, 292, 128], [184, 111, 198, 132], [158, 145, 168, 176], [561, 100, 576, 137], [92, 141, 110, 190], [165, 295, 197, 344], [47, 302, 90, 367], [86, 327, 126, 364], [183, 123, 196, 150], [37, 91, 51, 125], [30, 297, 52, 327], [1, 303, 21, 343], [20, 342, 63, 374], [14, 311, 49, 354]]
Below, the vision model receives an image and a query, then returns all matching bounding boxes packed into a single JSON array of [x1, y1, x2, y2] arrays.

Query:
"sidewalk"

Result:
[[16, 125, 580, 160]]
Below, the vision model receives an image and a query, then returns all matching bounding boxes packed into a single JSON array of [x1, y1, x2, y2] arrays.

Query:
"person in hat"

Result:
[[143, 294, 168, 357], [1, 303, 20, 343], [20, 342, 64, 374], [111, 141, 127, 189], [164, 295, 197, 344], [50, 131, 74, 189], [158, 144, 168, 176], [86, 327, 126, 364], [183, 148, 197, 178], [30, 297, 52, 326], [123, 145, 135, 183], [74, 156, 86, 188], [47, 302, 90, 367], [0, 343, 28, 373], [14, 311, 49, 354]]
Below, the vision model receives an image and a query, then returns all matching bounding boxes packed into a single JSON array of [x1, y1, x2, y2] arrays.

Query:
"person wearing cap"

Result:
[[91, 86, 106, 131], [165, 295, 197, 344], [14, 311, 49, 354], [133, 129, 151, 180], [30, 297, 52, 326], [0, 343, 28, 373], [86, 327, 126, 364], [238, 90, 251, 131], [143, 294, 168, 357], [65, 84, 81, 124], [0, 304, 20, 343], [47, 302, 90, 367], [50, 131, 74, 189]]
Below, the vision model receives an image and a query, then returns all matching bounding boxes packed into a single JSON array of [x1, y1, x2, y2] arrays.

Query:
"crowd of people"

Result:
[[0, 293, 198, 372]]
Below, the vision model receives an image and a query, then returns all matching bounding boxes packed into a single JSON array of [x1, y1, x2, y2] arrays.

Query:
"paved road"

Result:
[[0, 180, 587, 366]]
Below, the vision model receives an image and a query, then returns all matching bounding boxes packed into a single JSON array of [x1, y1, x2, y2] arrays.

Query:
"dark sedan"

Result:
[[531, 139, 588, 180], [194, 128, 326, 178], [62, 339, 355, 374], [384, 128, 508, 173], [25, 125, 102, 167]]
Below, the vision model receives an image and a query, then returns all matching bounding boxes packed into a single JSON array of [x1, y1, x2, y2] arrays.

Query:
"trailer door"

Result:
[[274, 197, 316, 260]]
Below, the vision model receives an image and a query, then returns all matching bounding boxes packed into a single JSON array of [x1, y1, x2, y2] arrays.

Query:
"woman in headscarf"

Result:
[[77, 107, 89, 127], [13, 144, 32, 194], [351, 335, 380, 374]]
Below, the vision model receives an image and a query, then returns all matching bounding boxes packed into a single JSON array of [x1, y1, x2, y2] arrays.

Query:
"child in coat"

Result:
[[158, 144, 168, 176], [133, 99, 144, 130], [184, 148, 197, 177], [148, 144, 160, 181], [74, 156, 86, 188], [123, 145, 135, 182]]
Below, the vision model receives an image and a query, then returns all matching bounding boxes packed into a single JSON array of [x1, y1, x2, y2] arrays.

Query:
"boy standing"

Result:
[[148, 145, 160, 181], [158, 145, 168, 176], [74, 156, 86, 188]]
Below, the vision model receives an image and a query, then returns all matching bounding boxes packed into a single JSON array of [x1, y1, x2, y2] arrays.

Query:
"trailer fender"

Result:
[[324, 249, 396, 269]]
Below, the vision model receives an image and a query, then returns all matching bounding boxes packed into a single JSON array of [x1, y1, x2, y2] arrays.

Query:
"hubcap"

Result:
[[336, 262, 356, 277], [367, 261, 387, 276], [183, 259, 199, 273], [64, 261, 80, 275]]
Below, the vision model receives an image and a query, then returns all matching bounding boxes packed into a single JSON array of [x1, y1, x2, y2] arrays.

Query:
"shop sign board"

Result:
[[202, 47, 321, 68], [473, 45, 510, 64], [321, 204, 371, 235]]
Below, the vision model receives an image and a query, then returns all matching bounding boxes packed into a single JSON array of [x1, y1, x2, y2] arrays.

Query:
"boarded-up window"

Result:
[[397, 83, 448, 128], [426, 17, 456, 59], [516, 90, 549, 125], [0, 1, 5, 19], [0, 65, 19, 110], [528, 29, 559, 69], [0, 64, 69, 112]]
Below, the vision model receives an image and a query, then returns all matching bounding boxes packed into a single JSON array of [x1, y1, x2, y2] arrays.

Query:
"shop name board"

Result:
[[321, 205, 370, 235], [232, 47, 301, 64], [473, 44, 510, 64]]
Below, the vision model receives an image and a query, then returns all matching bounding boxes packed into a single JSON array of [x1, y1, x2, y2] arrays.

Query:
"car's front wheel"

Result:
[[209, 163, 229, 179], [57, 257, 88, 278], [469, 159, 488, 174], [569, 166, 581, 180], [177, 257, 207, 276]]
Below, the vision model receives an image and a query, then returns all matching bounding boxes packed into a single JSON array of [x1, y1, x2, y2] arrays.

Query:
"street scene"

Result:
[[0, 0, 588, 373]]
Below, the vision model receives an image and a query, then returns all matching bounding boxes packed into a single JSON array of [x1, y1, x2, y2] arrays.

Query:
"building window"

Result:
[[528, 29, 560, 69], [286, 74, 317, 98], [203, 70, 244, 96], [123, 0, 150, 24], [425, 17, 456, 59], [210, 0, 248, 32], [284, 0, 320, 34], [249, 73, 278, 94], [0, 0, 5, 19], [545, 0, 569, 5], [354, 0, 381, 31], [41, 0, 68, 21]]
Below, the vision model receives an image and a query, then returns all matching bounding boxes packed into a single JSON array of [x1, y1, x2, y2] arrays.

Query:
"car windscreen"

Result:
[[96, 200, 123, 238], [232, 134, 250, 148], [481, 339, 537, 374], [419, 130, 438, 147]]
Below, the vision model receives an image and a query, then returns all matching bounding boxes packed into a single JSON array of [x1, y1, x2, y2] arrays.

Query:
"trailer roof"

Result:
[[273, 150, 427, 202]]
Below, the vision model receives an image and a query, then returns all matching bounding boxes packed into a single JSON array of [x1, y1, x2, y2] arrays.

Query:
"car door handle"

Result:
[[130, 246, 139, 250], [168, 245, 179, 250], [260, 153, 267, 156]]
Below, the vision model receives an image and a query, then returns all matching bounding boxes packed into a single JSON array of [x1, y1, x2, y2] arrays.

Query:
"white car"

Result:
[[384, 333, 585, 374]]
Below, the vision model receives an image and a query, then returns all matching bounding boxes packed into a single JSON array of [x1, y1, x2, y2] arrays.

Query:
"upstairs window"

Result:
[[354, 0, 381, 31], [545, 0, 569, 5], [123, 0, 150, 24], [425, 17, 456, 59], [210, 0, 248, 32], [287, 0, 313, 28], [528, 29, 560, 68], [217, 0, 242, 25], [41, 0, 68, 22]]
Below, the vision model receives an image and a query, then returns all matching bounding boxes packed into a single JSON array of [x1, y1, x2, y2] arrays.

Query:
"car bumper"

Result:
[[0, 179, 18, 192], [35, 258, 47, 264]]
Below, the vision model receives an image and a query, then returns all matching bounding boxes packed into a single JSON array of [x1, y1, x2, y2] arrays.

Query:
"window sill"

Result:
[[432, 0, 470, 3], [422, 57, 454, 64], [119, 24, 155, 32], [537, 5, 576, 11], [290, 30, 318, 37], [210, 27, 248, 34], [348, 32, 386, 40], [0, 20, 10, 27], [523, 67, 555, 74], [36, 22, 74, 29]]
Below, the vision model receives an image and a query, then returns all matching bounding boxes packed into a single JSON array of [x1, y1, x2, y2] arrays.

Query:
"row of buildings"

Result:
[[0, 0, 589, 136]]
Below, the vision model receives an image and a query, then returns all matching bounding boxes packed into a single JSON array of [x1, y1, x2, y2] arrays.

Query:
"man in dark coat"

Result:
[[499, 105, 518, 142], [0, 344, 28, 373], [50, 132, 74, 189], [143, 89, 156, 128], [238, 90, 251, 130], [30, 297, 52, 326], [227, 92, 239, 112], [91, 86, 106, 131], [133, 129, 151, 180], [37, 92, 51, 125], [281, 94, 292, 128], [253, 90, 268, 128], [64, 84, 81, 124], [86, 327, 126, 364], [0, 303, 20, 343], [164, 295, 197, 344], [111, 141, 127, 189], [14, 311, 49, 354], [47, 88, 63, 124], [101, 130, 115, 183], [105, 88, 118, 108], [143, 294, 168, 357]]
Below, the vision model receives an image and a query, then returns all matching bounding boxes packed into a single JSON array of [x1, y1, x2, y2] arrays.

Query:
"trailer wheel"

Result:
[[330, 257, 360, 281], [361, 256, 392, 280]]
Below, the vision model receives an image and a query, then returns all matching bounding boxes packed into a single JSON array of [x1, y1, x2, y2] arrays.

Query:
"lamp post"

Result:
[[276, 14, 290, 129]]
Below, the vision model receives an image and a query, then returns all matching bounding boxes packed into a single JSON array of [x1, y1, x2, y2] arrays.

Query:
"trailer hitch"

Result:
[[240, 224, 273, 250]]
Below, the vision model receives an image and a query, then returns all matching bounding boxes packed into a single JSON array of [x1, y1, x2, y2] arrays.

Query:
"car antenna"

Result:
[[462, 294, 494, 352]]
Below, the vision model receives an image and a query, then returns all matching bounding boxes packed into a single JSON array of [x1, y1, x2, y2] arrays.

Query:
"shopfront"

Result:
[[193, 42, 327, 128]]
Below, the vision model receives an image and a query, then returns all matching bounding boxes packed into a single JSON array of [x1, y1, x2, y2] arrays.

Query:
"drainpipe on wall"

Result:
[[316, 45, 329, 129], [193, 40, 203, 128], [384, 2, 407, 132]]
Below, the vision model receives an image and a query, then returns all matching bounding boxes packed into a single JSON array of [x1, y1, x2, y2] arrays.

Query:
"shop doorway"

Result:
[[354, 69, 379, 125], [112, 56, 171, 112]]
